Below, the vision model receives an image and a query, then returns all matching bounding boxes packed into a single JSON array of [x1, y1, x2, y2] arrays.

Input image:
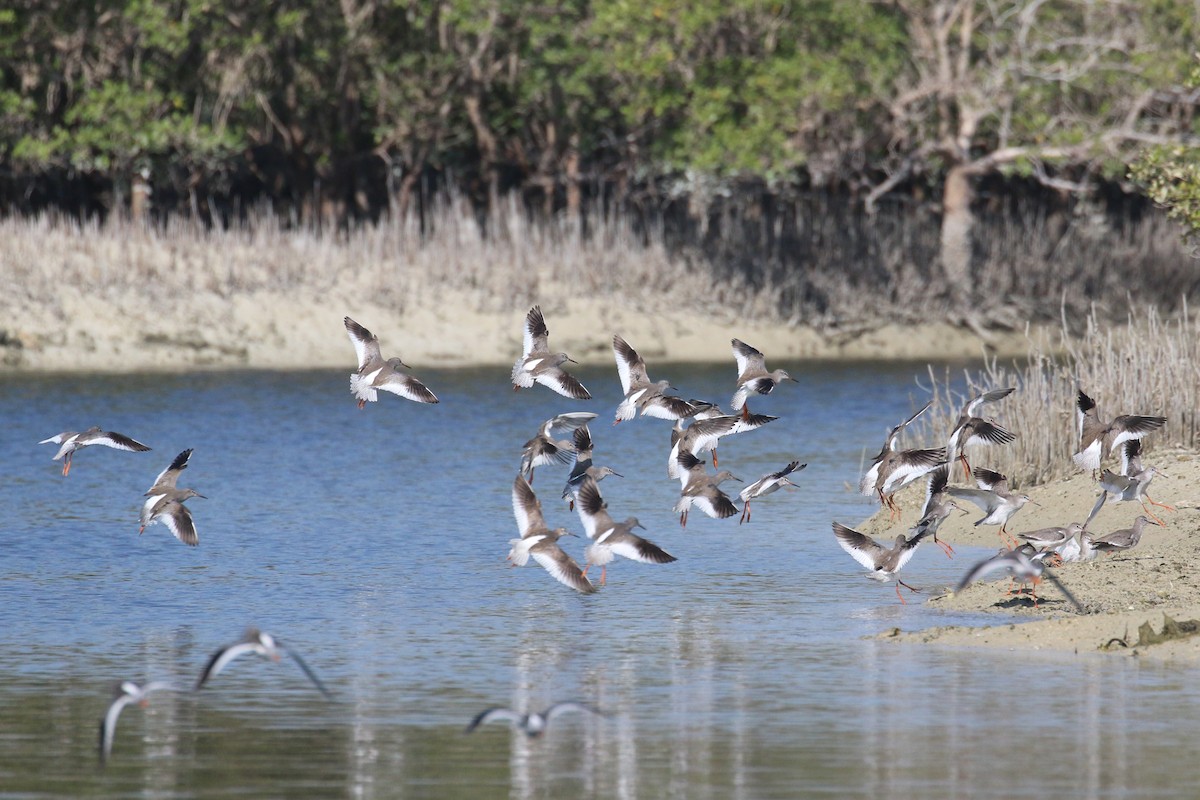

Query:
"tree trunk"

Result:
[[940, 164, 974, 306]]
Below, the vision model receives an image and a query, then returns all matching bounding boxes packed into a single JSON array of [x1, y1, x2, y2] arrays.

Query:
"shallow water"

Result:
[[2, 363, 1198, 798]]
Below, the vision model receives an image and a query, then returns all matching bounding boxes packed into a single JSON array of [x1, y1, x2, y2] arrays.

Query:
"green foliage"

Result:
[[1129, 56, 1200, 236], [0, 0, 1197, 213], [1132, 145, 1200, 234]]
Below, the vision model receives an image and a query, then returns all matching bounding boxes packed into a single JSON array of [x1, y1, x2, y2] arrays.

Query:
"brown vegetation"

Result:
[[913, 306, 1200, 487]]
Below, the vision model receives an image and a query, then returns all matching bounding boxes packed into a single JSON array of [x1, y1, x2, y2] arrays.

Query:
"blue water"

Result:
[[1, 362, 1197, 798]]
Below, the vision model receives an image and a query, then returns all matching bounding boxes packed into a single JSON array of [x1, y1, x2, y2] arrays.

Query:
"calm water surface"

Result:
[[1, 362, 1197, 798]]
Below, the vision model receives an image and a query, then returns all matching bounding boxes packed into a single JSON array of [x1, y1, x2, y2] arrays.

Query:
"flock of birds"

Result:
[[837, 387, 1173, 608], [38, 304, 1177, 762]]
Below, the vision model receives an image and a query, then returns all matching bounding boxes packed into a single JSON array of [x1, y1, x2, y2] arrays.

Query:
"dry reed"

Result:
[[910, 304, 1199, 488], [2, 192, 1194, 330]]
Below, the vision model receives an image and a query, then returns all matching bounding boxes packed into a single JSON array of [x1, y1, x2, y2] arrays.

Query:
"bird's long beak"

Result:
[[612, 471, 624, 478], [196, 494, 208, 500], [634, 520, 646, 530]]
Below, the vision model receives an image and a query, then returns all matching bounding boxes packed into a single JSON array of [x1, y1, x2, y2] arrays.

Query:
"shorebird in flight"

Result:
[[99, 680, 176, 765], [955, 544, 1083, 611], [574, 476, 675, 585], [1073, 389, 1165, 474], [465, 702, 604, 737], [611, 335, 692, 423], [1085, 439, 1174, 527], [833, 521, 929, 604], [140, 449, 205, 546], [947, 467, 1038, 546], [738, 460, 806, 523], [560, 425, 622, 510], [674, 451, 741, 528], [519, 412, 597, 485], [508, 474, 596, 593], [511, 305, 591, 400], [859, 402, 945, 520], [344, 316, 439, 408], [195, 628, 332, 699], [729, 339, 796, 419], [40, 427, 151, 476], [944, 388, 1016, 479], [910, 465, 965, 557]]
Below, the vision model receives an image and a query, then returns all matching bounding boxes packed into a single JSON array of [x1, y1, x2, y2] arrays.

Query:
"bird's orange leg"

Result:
[[357, 399, 366, 410], [712, 449, 719, 468], [599, 566, 607, 586], [1140, 503, 1168, 527], [959, 453, 971, 480], [896, 579, 920, 604], [1146, 495, 1176, 512], [680, 510, 688, 528], [998, 525, 1019, 549], [62, 455, 72, 477], [935, 537, 955, 558]]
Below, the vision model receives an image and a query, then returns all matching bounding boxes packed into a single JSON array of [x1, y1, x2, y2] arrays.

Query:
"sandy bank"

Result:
[[860, 451, 1200, 661], [0, 283, 1045, 373]]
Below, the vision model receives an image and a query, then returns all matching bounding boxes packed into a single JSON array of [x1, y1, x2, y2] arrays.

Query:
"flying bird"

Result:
[[39, 427, 151, 476], [738, 461, 806, 523], [195, 628, 332, 699], [465, 702, 604, 737], [833, 521, 928, 604], [561, 425, 622, 509], [955, 545, 1083, 611], [1073, 390, 1165, 473], [140, 448, 205, 546], [519, 412, 597, 485], [611, 335, 692, 423], [910, 465, 964, 557], [729, 339, 796, 418], [944, 388, 1016, 479], [574, 476, 675, 585], [674, 451, 741, 528], [511, 305, 591, 399], [667, 403, 776, 478], [99, 680, 175, 765], [344, 316, 439, 408], [508, 474, 596, 593], [947, 467, 1038, 546], [859, 402, 946, 520], [1084, 439, 1174, 527]]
